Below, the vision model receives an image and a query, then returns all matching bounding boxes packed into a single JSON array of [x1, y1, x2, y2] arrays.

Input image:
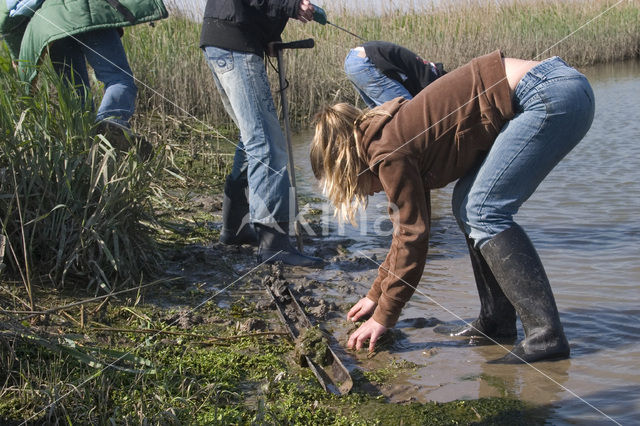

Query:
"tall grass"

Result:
[[128, 0, 639, 130], [0, 52, 163, 297]]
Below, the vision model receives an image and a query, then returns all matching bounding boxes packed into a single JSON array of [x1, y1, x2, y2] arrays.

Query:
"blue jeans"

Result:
[[203, 46, 291, 225], [452, 57, 595, 248], [343, 48, 412, 108], [49, 28, 137, 127]]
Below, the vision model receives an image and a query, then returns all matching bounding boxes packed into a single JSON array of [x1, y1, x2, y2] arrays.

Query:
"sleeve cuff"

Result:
[[371, 294, 405, 328]]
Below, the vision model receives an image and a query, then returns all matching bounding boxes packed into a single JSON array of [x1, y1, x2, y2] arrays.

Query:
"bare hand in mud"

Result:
[[347, 317, 387, 352], [347, 297, 376, 322]]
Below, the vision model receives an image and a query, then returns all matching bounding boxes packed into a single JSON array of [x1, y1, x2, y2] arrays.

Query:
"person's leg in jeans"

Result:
[[203, 46, 322, 266], [453, 57, 595, 363], [79, 28, 153, 157], [78, 28, 137, 128], [48, 30, 148, 156], [343, 48, 412, 107], [203, 52, 256, 245]]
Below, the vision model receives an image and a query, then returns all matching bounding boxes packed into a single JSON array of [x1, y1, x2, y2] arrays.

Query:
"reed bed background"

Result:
[[130, 0, 639, 130]]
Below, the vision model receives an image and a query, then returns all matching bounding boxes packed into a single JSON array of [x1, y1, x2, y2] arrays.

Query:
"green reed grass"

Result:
[[128, 0, 639, 130], [0, 52, 163, 296]]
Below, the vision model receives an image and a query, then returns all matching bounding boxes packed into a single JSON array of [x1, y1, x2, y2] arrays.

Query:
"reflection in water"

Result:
[[290, 59, 640, 425]]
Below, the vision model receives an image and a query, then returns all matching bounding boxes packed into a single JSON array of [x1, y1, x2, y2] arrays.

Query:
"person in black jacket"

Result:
[[344, 41, 445, 108], [200, 0, 322, 267]]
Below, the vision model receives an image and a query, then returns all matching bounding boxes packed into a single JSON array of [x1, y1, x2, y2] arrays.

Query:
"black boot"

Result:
[[255, 223, 324, 268], [434, 235, 516, 340], [480, 225, 570, 364], [219, 172, 257, 245]]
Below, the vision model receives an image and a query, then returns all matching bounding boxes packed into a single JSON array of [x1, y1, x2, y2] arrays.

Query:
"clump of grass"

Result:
[[0, 52, 163, 298]]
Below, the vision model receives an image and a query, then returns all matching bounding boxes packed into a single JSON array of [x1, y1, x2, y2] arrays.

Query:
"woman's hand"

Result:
[[347, 317, 387, 352], [347, 297, 386, 352], [347, 296, 376, 322]]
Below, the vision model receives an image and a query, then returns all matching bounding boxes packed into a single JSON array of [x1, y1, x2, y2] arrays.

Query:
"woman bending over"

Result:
[[311, 51, 594, 363]]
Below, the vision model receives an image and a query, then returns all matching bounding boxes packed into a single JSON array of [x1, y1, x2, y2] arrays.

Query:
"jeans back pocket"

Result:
[[205, 48, 234, 75]]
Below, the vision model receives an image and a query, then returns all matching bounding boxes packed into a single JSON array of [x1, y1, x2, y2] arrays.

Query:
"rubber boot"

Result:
[[219, 172, 257, 245], [434, 235, 517, 340], [480, 225, 570, 364], [255, 223, 324, 268]]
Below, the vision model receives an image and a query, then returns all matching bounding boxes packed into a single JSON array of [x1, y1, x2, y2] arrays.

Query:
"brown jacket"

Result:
[[358, 50, 515, 327]]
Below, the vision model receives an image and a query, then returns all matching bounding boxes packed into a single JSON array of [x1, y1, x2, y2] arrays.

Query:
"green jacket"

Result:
[[0, 0, 168, 82]]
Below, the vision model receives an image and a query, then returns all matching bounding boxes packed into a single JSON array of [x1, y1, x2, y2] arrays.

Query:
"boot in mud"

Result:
[[255, 223, 324, 268], [480, 225, 570, 364], [219, 172, 257, 245], [434, 235, 516, 341]]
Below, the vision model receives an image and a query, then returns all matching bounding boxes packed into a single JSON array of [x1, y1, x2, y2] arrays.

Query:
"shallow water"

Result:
[[290, 59, 640, 425]]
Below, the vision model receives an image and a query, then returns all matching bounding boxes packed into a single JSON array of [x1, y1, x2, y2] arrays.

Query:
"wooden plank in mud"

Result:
[[265, 278, 353, 395]]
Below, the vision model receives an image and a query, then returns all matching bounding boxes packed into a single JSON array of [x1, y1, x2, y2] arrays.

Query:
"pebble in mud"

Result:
[[306, 300, 339, 319], [292, 279, 319, 294], [296, 296, 339, 319], [352, 274, 371, 283], [255, 299, 275, 311], [167, 309, 204, 329], [298, 295, 317, 307], [422, 348, 439, 357], [336, 284, 357, 295], [236, 318, 267, 333]]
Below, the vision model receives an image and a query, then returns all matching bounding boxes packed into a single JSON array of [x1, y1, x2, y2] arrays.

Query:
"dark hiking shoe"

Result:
[[96, 121, 153, 161], [255, 223, 324, 268]]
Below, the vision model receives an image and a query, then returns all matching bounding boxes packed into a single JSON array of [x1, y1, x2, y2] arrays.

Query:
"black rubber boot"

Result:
[[434, 235, 516, 340], [255, 223, 324, 268], [480, 225, 570, 364], [219, 172, 257, 246]]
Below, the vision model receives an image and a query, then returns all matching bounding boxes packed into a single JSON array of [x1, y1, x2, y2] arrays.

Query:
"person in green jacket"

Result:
[[0, 0, 168, 149]]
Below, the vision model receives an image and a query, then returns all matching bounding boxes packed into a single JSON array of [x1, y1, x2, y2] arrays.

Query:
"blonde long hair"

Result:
[[310, 103, 389, 224]]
